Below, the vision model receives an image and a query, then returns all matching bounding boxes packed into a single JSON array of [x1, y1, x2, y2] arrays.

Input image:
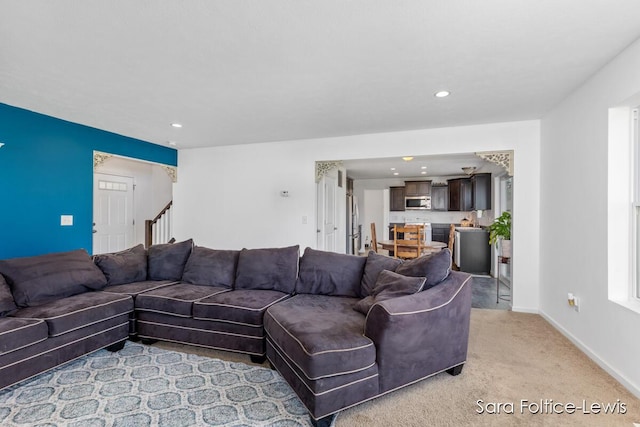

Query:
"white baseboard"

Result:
[[539, 309, 640, 399], [511, 306, 539, 314]]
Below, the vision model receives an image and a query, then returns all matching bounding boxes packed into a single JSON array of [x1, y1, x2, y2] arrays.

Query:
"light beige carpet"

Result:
[[156, 309, 640, 426]]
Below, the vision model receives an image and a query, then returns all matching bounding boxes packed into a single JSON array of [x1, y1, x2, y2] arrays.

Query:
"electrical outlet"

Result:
[[567, 293, 579, 312], [60, 215, 73, 226]]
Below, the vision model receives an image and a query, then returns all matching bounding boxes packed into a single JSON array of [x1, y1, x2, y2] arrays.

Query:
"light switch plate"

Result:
[[60, 215, 73, 226]]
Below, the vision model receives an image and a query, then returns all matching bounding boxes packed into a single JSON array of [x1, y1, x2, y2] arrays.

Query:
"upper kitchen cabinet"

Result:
[[390, 186, 405, 211], [448, 178, 472, 211], [471, 173, 492, 210], [431, 185, 448, 211], [404, 180, 431, 196]]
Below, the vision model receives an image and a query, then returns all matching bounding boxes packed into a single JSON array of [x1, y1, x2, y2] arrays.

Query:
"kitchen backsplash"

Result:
[[389, 210, 494, 226]]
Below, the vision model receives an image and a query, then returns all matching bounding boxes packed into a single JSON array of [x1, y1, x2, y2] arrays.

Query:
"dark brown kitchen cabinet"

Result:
[[390, 186, 405, 211], [404, 180, 431, 196], [471, 173, 492, 210], [448, 178, 472, 211], [431, 185, 448, 211]]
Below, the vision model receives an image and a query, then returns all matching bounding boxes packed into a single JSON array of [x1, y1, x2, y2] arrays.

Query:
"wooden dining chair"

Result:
[[370, 223, 379, 253], [448, 224, 459, 270], [393, 225, 425, 259]]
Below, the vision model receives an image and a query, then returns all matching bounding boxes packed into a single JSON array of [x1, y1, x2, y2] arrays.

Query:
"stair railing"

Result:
[[145, 201, 173, 248]]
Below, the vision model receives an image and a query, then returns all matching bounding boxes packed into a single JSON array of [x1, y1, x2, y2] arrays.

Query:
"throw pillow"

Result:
[[0, 274, 17, 316], [353, 269, 426, 315], [295, 247, 367, 297], [182, 246, 240, 288], [360, 251, 403, 297], [0, 249, 108, 307], [234, 245, 299, 293], [147, 239, 194, 281], [395, 248, 452, 289], [93, 244, 147, 286]]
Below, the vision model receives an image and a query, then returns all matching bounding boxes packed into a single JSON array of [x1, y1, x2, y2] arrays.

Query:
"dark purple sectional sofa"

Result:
[[0, 239, 472, 427]]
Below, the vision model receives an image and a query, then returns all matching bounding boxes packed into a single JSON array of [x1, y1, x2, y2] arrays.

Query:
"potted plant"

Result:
[[488, 211, 512, 258]]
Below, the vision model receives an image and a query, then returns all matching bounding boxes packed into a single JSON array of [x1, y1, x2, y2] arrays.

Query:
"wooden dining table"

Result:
[[378, 240, 447, 255]]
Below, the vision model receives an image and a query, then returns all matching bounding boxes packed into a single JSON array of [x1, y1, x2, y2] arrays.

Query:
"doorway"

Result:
[[93, 153, 173, 254]]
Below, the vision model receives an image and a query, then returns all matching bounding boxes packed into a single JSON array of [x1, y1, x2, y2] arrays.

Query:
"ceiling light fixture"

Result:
[[434, 90, 450, 98], [168, 141, 178, 147], [393, 172, 399, 176], [421, 166, 427, 170], [421, 171, 427, 175], [402, 156, 414, 162], [171, 123, 183, 128], [390, 167, 396, 171]]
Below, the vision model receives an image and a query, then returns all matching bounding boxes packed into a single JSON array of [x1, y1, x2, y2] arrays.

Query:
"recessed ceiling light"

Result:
[[434, 91, 450, 98], [168, 141, 178, 147], [390, 167, 396, 171], [421, 171, 427, 175], [402, 156, 414, 162], [171, 123, 183, 128], [393, 172, 399, 176], [421, 166, 427, 170]]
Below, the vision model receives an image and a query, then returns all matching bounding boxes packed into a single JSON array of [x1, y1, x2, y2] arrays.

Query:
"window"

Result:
[[634, 107, 640, 300], [607, 99, 640, 312]]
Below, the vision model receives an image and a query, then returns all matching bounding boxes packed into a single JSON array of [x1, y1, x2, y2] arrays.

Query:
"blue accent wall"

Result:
[[0, 103, 177, 259]]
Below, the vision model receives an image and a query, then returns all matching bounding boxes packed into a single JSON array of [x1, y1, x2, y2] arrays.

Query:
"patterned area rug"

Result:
[[0, 342, 312, 426]]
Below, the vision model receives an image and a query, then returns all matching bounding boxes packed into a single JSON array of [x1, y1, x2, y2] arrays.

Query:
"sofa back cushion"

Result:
[[295, 247, 366, 297], [93, 244, 147, 286], [147, 239, 193, 281], [353, 269, 426, 315], [182, 246, 239, 288], [234, 245, 299, 293], [360, 251, 403, 297], [0, 249, 108, 307], [394, 248, 452, 289], [0, 274, 18, 316]]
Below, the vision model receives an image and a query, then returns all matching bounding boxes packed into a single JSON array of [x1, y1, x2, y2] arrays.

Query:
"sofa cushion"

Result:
[[135, 283, 229, 317], [0, 317, 48, 355], [353, 270, 426, 315], [181, 246, 239, 288], [193, 289, 289, 326], [395, 248, 452, 289], [0, 274, 17, 317], [147, 239, 194, 281], [234, 246, 299, 293], [93, 244, 147, 285], [103, 280, 177, 297], [12, 291, 133, 337], [360, 251, 403, 297], [0, 249, 108, 307], [295, 248, 366, 298], [264, 294, 376, 380]]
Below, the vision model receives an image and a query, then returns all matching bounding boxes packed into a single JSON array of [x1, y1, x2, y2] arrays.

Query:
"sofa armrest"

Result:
[[364, 270, 472, 392]]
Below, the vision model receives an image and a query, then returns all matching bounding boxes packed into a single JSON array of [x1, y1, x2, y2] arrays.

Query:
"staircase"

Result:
[[145, 201, 173, 248]]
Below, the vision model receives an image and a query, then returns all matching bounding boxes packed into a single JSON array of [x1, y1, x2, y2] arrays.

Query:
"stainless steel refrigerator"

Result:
[[346, 194, 361, 255]]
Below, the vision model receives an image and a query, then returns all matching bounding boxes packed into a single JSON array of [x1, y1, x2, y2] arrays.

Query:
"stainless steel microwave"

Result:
[[405, 195, 431, 210]]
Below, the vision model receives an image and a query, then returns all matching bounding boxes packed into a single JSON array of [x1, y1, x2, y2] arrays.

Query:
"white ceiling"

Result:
[[1, 1, 640, 150], [342, 153, 504, 180]]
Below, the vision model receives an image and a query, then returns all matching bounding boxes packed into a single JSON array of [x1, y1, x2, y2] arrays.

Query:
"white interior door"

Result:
[[316, 172, 338, 252], [93, 173, 134, 254]]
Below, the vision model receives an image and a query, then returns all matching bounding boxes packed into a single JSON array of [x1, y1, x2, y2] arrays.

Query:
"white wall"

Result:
[[540, 37, 640, 396], [174, 120, 540, 311]]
